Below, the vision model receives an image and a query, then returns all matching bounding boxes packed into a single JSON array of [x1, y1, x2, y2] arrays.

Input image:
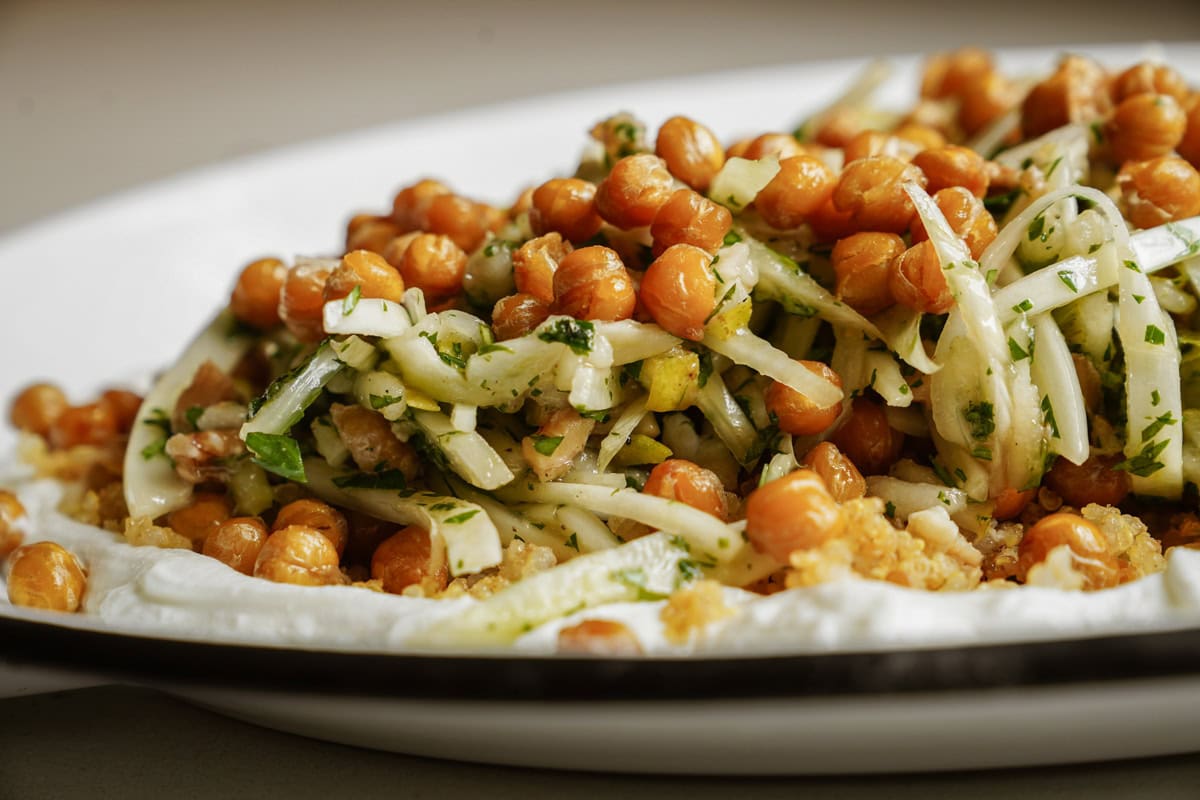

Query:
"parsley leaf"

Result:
[[245, 432, 306, 483]]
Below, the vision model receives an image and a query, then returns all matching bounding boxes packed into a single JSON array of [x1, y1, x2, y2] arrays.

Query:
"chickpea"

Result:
[[650, 189, 732, 256], [254, 525, 342, 587], [831, 397, 903, 475], [1043, 453, 1130, 509], [594, 154, 676, 230], [1117, 156, 1200, 229], [800, 441, 866, 503], [280, 260, 334, 342], [755, 155, 837, 230], [1017, 512, 1119, 589], [99, 389, 142, 435], [806, 197, 856, 243], [509, 185, 536, 216], [958, 71, 1019, 136], [991, 487, 1036, 521], [552, 246, 636, 321], [909, 186, 998, 259], [390, 178, 451, 231], [1110, 62, 1189, 105], [841, 130, 901, 165], [745, 469, 844, 563], [10, 383, 68, 438], [492, 293, 552, 340], [1179, 99, 1200, 169], [345, 215, 401, 254], [832, 156, 926, 234], [591, 113, 647, 163], [831, 232, 903, 316], [642, 459, 728, 521], [892, 122, 946, 152], [557, 619, 643, 656], [1105, 93, 1187, 165], [639, 244, 717, 341], [323, 249, 405, 304], [911, 145, 989, 198], [812, 107, 864, 149], [764, 361, 843, 436], [0, 489, 26, 559], [921, 48, 993, 99], [203, 516, 268, 575], [371, 525, 448, 594], [889, 240, 955, 315], [273, 499, 349, 559], [6, 542, 86, 612], [381, 232, 421, 269], [229, 257, 287, 330], [49, 403, 118, 450], [739, 132, 805, 161], [530, 178, 603, 243], [398, 232, 468, 302], [167, 491, 232, 546], [329, 403, 421, 481], [512, 233, 572, 304], [425, 193, 501, 253], [1021, 55, 1111, 138], [655, 116, 725, 192]]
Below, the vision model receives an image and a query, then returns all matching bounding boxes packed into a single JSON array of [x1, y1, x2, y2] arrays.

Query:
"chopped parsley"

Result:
[[1140, 412, 1177, 443], [1008, 337, 1030, 361], [963, 401, 995, 440], [1057, 271, 1078, 293], [1145, 325, 1165, 345], [184, 405, 205, 431], [1115, 439, 1170, 478], [530, 435, 564, 456], [1040, 395, 1060, 438], [369, 394, 402, 410], [342, 284, 362, 316], [444, 509, 481, 525], [537, 318, 595, 355], [1012, 298, 1033, 314], [564, 532, 579, 551], [245, 432, 306, 483]]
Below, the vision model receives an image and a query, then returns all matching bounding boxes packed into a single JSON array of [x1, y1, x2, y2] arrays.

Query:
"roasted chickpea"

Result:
[[167, 491, 232, 546], [812, 107, 865, 149], [831, 232, 904, 316], [254, 525, 342, 587], [274, 499, 349, 558], [345, 215, 401, 254], [806, 197, 856, 243], [512, 233, 572, 304], [755, 155, 837, 230], [745, 469, 844, 563], [800, 441, 866, 503], [203, 516, 269, 575], [557, 619, 643, 656], [381, 232, 421, 269], [492, 293, 552, 340], [371, 525, 448, 594], [1117, 156, 1200, 229], [530, 178, 603, 243], [1179, 99, 1200, 169], [509, 185, 536, 216], [764, 361, 843, 436], [594, 154, 676, 230], [552, 246, 636, 321], [390, 178, 451, 231], [0, 489, 26, 559], [425, 193, 500, 253], [1021, 55, 1111, 138], [99, 389, 142, 435], [842, 130, 902, 165], [639, 244, 717, 341], [280, 259, 334, 342], [739, 132, 805, 161], [49, 403, 119, 450], [642, 459, 729, 521], [831, 397, 903, 475], [6, 541, 86, 612], [329, 403, 421, 481], [909, 186, 998, 259], [229, 258, 287, 330], [832, 156, 926, 234], [324, 249, 405, 304], [1110, 62, 1189, 104], [958, 71, 1019, 136], [889, 240, 955, 315], [398, 233, 468, 301], [10, 383, 68, 439], [892, 122, 946, 152], [1105, 93, 1187, 165], [1018, 512, 1119, 589], [912, 145, 990, 198], [921, 48, 993, 100], [991, 487, 1036, 521], [650, 189, 732, 256], [1043, 453, 1130, 509], [655, 116, 725, 192]]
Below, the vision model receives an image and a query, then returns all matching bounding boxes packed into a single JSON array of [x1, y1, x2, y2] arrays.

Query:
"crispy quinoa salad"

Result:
[[4, 49, 1200, 654]]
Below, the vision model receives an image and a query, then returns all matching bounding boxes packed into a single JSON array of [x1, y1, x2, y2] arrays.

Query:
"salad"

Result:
[[3, 48, 1200, 654]]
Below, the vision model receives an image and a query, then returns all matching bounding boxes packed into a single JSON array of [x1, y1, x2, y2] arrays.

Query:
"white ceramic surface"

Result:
[[2, 44, 1200, 774]]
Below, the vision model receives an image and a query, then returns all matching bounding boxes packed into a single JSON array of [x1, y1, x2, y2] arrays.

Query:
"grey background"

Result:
[[3, 0, 1200, 796]]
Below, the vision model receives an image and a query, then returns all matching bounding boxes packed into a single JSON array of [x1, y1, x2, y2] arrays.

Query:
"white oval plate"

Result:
[[2, 43, 1200, 774]]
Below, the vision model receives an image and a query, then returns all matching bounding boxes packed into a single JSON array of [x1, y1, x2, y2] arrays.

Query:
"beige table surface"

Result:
[[3, 1, 1200, 797]]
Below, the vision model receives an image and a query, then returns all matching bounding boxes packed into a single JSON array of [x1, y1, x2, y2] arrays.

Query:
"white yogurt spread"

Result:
[[5, 478, 1200, 656]]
